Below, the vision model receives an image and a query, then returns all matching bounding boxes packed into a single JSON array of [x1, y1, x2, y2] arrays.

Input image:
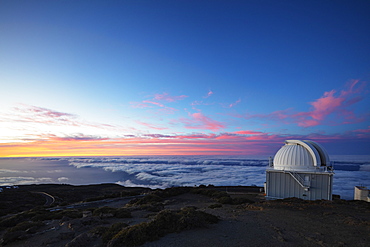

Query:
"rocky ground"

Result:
[[0, 185, 369, 247]]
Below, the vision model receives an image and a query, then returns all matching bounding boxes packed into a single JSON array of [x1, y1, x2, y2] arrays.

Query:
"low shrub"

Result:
[[217, 196, 233, 204], [31, 209, 82, 221], [1, 220, 45, 244], [191, 188, 229, 199], [129, 194, 163, 206], [0, 215, 26, 229], [99, 222, 129, 243], [208, 203, 222, 209], [31, 211, 55, 221], [9, 220, 44, 233], [156, 187, 191, 198], [1, 230, 28, 245], [93, 207, 132, 218], [107, 207, 219, 247], [140, 202, 164, 212], [231, 197, 254, 205], [129, 187, 191, 208], [177, 207, 219, 230], [61, 209, 83, 219], [93, 206, 116, 216], [114, 208, 132, 218], [90, 225, 108, 236]]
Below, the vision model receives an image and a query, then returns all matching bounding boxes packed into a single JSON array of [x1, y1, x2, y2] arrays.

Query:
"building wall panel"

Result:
[[266, 170, 332, 200]]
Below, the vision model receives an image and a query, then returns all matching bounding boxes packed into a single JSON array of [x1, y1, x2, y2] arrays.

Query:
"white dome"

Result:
[[273, 140, 330, 171]]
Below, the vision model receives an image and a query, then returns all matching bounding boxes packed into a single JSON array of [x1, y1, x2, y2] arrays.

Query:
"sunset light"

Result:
[[0, 1, 369, 157]]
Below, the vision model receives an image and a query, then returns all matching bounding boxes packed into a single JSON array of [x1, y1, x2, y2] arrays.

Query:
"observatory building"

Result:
[[265, 140, 334, 200]]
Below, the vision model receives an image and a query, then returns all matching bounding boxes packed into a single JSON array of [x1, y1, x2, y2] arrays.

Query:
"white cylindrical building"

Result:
[[266, 140, 334, 200]]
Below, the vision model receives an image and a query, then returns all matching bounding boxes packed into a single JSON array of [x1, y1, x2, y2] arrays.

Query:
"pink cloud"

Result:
[[228, 99, 241, 108], [135, 121, 168, 130], [142, 100, 166, 108], [243, 109, 293, 121], [153, 92, 188, 102], [191, 101, 213, 106], [6, 104, 120, 131], [174, 133, 216, 139], [131, 100, 177, 114], [178, 112, 225, 131], [9, 104, 78, 126], [242, 80, 367, 128], [353, 126, 370, 133], [204, 90, 214, 98], [130, 102, 152, 108], [14, 104, 76, 120], [295, 80, 366, 127], [351, 126, 370, 138], [233, 130, 264, 135]]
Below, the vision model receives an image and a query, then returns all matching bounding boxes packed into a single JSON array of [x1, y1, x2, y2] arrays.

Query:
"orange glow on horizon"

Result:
[[0, 136, 272, 157]]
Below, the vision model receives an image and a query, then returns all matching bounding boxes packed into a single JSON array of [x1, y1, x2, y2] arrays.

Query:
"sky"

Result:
[[0, 0, 369, 157]]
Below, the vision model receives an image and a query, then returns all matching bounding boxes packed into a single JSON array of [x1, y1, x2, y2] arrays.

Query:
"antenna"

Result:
[[269, 156, 273, 167]]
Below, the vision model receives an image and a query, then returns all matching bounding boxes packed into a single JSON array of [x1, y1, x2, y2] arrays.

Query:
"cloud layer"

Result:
[[1, 156, 368, 200]]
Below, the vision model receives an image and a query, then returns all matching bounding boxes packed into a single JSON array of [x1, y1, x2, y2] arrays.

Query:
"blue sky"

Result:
[[0, 0, 369, 156]]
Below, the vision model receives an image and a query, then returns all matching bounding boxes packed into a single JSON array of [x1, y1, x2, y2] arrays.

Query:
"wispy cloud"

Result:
[[5, 104, 117, 129], [353, 126, 370, 133], [45, 134, 109, 141], [129, 102, 152, 109], [142, 100, 166, 108], [130, 93, 183, 114], [8, 104, 78, 125], [136, 121, 168, 130], [243, 80, 368, 127], [228, 99, 241, 108], [233, 130, 264, 135], [15, 104, 76, 118], [0, 104, 128, 144], [153, 92, 188, 102], [178, 112, 225, 131], [204, 90, 214, 98], [294, 79, 366, 127]]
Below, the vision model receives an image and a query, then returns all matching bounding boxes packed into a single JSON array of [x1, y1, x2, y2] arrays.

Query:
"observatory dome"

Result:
[[273, 140, 330, 171]]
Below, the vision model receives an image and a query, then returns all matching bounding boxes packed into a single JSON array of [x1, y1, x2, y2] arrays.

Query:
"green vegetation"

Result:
[[1, 219, 45, 245], [92, 206, 132, 218], [103, 207, 219, 247], [32, 209, 83, 221], [0, 190, 45, 217], [0, 184, 151, 216], [0, 208, 82, 231], [127, 186, 255, 213], [0, 184, 262, 246], [8, 220, 45, 233], [91, 222, 129, 243], [191, 188, 229, 199], [208, 203, 222, 209], [192, 188, 255, 205]]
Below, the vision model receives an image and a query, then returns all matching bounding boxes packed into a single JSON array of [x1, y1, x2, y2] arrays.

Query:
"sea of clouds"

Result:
[[68, 156, 268, 188], [1, 155, 369, 200]]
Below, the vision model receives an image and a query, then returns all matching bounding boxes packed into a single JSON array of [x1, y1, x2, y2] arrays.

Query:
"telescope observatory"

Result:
[[265, 140, 334, 200]]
